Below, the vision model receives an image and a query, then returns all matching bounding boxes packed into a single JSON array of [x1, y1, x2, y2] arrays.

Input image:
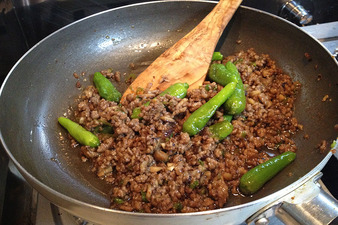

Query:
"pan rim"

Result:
[[0, 0, 336, 218]]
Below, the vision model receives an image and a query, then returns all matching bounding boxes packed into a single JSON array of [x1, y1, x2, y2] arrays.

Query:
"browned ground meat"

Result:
[[68, 48, 301, 213]]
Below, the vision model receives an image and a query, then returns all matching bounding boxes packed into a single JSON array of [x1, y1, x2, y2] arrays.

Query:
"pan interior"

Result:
[[0, 1, 337, 209]]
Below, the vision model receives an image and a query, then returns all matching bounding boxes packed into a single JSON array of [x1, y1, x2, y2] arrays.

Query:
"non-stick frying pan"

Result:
[[0, 1, 337, 224]]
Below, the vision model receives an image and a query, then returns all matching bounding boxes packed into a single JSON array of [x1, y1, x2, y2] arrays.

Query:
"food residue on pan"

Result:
[[73, 72, 79, 79], [304, 52, 312, 61], [317, 74, 322, 81], [322, 94, 329, 102], [75, 81, 81, 88], [318, 140, 327, 154]]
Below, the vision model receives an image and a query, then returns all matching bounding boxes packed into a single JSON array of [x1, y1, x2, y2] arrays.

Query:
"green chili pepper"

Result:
[[223, 62, 246, 115], [208, 62, 246, 115], [131, 107, 141, 119], [131, 101, 150, 119], [93, 72, 122, 102], [234, 58, 243, 64], [58, 117, 100, 147], [189, 180, 200, 189], [331, 139, 337, 149], [141, 191, 148, 202], [159, 83, 189, 98], [182, 82, 237, 136], [208, 63, 231, 86], [224, 83, 246, 115], [239, 151, 296, 195], [93, 123, 114, 134], [208, 120, 233, 140], [211, 52, 223, 61], [223, 114, 233, 122], [113, 197, 125, 204], [131, 83, 189, 119], [173, 202, 183, 212], [198, 160, 204, 166]]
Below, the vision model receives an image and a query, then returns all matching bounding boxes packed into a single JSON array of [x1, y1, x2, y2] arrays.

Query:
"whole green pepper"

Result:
[[93, 72, 121, 102], [131, 83, 189, 119], [208, 120, 233, 140], [239, 151, 296, 195], [182, 81, 237, 136], [208, 61, 246, 115], [58, 117, 100, 147]]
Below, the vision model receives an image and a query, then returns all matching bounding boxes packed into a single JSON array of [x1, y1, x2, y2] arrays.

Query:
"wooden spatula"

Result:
[[122, 0, 242, 100]]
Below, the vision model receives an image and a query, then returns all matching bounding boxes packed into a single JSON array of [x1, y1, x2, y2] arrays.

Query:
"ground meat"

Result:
[[318, 140, 327, 154], [67, 48, 301, 213]]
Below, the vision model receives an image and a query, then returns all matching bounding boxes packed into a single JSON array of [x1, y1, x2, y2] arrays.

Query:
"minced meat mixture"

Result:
[[68, 48, 301, 213]]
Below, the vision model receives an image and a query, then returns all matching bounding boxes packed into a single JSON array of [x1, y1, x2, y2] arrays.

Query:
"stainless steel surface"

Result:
[[241, 0, 338, 25], [247, 170, 338, 225], [280, 0, 313, 25], [254, 217, 270, 225], [301, 21, 338, 59], [278, 182, 338, 224], [35, 191, 94, 225], [0, 1, 337, 224]]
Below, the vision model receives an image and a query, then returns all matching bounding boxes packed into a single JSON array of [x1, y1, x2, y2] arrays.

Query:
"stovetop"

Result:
[[0, 0, 337, 224]]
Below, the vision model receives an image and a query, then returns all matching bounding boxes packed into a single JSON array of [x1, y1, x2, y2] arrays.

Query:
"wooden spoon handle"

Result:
[[122, 0, 242, 101]]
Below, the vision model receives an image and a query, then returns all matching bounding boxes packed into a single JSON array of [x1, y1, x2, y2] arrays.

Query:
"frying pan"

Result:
[[0, 1, 337, 224]]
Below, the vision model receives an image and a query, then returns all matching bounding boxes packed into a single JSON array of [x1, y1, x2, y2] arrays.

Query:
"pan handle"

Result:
[[247, 172, 338, 225], [275, 173, 338, 225]]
